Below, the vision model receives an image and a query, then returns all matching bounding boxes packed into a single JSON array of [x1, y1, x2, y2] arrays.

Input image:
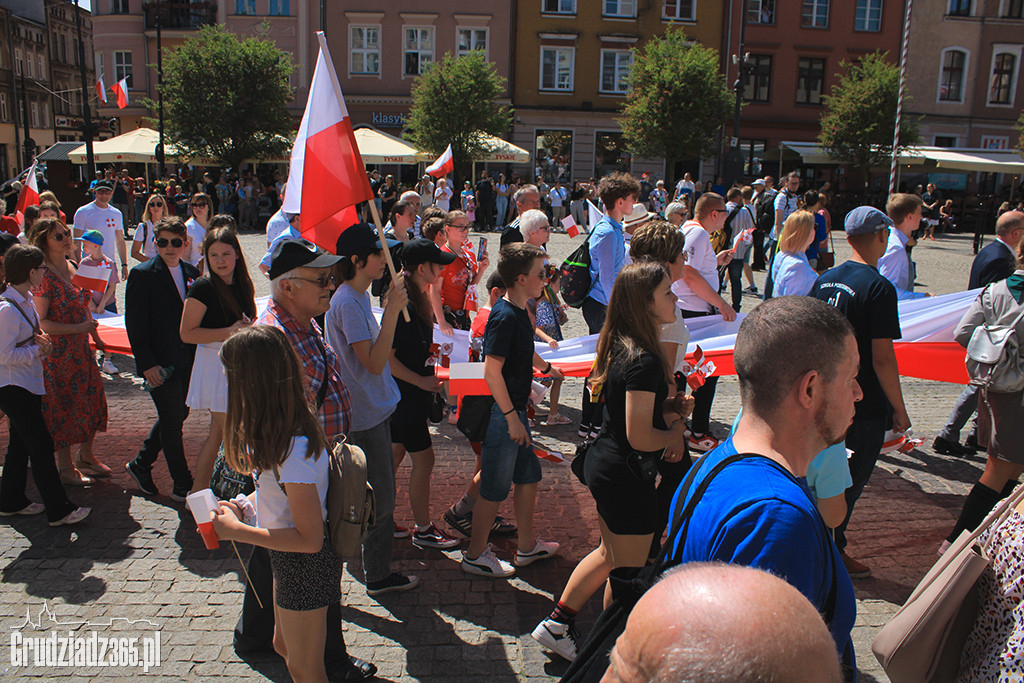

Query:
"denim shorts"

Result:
[[479, 403, 542, 502]]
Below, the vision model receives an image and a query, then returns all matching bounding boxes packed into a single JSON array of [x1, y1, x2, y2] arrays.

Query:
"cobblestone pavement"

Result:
[[0, 227, 989, 681]]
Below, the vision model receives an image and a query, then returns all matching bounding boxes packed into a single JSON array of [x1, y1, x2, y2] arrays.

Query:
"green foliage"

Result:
[[1015, 111, 1024, 156], [819, 51, 919, 180], [152, 25, 294, 170], [406, 51, 513, 182], [618, 27, 733, 177]]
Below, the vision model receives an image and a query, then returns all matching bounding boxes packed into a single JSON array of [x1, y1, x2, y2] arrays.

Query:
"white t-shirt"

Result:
[[672, 220, 718, 313], [255, 436, 330, 529], [183, 217, 206, 267], [661, 307, 691, 374], [132, 221, 158, 259], [418, 182, 434, 207], [549, 187, 566, 207], [434, 185, 453, 212], [265, 209, 290, 247], [772, 190, 799, 239], [73, 202, 123, 263]]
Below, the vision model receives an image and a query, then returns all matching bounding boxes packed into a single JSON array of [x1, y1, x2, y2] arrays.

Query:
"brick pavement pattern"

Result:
[[0, 230, 991, 681]]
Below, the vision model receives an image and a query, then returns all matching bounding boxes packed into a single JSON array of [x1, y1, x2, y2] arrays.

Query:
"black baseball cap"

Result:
[[93, 180, 114, 190], [268, 238, 342, 280], [335, 223, 400, 257], [401, 238, 457, 268], [0, 232, 19, 257]]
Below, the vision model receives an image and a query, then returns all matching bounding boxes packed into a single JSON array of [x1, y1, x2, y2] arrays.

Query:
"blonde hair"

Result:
[[142, 194, 167, 224], [778, 210, 816, 253]]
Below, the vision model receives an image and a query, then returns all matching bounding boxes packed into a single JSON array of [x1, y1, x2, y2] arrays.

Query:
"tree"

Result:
[[819, 51, 919, 185], [618, 27, 733, 184], [1015, 111, 1024, 156], [406, 50, 513, 187], [153, 25, 294, 171]]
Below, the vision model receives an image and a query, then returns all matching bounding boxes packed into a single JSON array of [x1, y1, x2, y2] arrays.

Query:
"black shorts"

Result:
[[391, 400, 432, 453], [584, 438, 658, 536]]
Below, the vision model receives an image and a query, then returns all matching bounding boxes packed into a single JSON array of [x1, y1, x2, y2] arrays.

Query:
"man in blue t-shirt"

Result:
[[810, 206, 910, 581], [664, 296, 861, 680]]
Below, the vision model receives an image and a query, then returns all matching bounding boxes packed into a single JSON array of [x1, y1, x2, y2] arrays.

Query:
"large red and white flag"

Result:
[[15, 160, 40, 226], [112, 77, 129, 109], [426, 144, 454, 178], [95, 74, 107, 104], [72, 263, 111, 294], [281, 32, 373, 252]]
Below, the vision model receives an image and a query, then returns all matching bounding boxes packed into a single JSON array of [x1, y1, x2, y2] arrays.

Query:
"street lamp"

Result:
[[725, 7, 751, 186], [71, 0, 96, 180], [155, 9, 166, 176]]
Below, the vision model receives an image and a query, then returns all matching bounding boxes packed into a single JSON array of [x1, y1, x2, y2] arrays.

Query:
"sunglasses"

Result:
[[155, 238, 184, 248], [192, 203, 208, 208], [150, 202, 164, 208], [50, 230, 72, 241]]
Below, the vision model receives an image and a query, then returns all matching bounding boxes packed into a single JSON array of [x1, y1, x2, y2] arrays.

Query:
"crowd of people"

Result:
[[4, 158, 1024, 682]]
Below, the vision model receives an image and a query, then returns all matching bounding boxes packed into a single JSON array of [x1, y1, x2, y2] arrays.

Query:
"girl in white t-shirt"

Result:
[[210, 325, 340, 683], [131, 194, 166, 262]]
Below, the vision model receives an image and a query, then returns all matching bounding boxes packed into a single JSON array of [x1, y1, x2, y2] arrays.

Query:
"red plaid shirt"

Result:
[[257, 298, 351, 440]]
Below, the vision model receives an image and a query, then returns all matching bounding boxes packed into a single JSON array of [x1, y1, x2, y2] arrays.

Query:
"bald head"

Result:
[[602, 564, 842, 683], [995, 210, 1024, 246]]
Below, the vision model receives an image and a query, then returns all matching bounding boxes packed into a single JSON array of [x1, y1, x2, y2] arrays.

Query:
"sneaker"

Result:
[[366, 572, 420, 596], [461, 546, 515, 578], [125, 460, 158, 495], [443, 508, 472, 537], [515, 539, 560, 567], [840, 551, 872, 579], [932, 436, 971, 457], [491, 515, 517, 537], [688, 433, 720, 453], [745, 284, 759, 294], [170, 481, 193, 503], [48, 507, 91, 527], [100, 358, 118, 374], [0, 503, 46, 517], [589, 427, 601, 440], [577, 423, 592, 439], [393, 523, 411, 539], [412, 523, 460, 550], [531, 618, 579, 662]]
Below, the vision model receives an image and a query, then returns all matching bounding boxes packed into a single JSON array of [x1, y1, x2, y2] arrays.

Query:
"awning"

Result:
[[352, 127, 423, 165], [774, 141, 836, 166], [897, 147, 1024, 174], [68, 128, 171, 164], [473, 134, 530, 164], [37, 141, 88, 163]]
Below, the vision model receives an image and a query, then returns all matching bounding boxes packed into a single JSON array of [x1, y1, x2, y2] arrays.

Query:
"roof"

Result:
[[777, 141, 1024, 173], [37, 141, 86, 162], [0, 0, 46, 25]]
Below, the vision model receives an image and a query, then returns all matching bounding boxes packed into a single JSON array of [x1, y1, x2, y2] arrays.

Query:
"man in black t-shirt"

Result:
[[475, 171, 496, 230], [811, 206, 911, 581]]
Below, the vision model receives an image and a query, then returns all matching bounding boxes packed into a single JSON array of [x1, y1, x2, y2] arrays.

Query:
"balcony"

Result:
[[143, 2, 217, 30]]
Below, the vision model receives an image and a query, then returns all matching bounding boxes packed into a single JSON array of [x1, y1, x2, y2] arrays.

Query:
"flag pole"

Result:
[[315, 31, 409, 322]]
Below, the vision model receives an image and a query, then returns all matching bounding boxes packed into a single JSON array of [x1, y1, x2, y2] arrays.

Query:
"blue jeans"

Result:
[[479, 404, 542, 502], [348, 420, 395, 583]]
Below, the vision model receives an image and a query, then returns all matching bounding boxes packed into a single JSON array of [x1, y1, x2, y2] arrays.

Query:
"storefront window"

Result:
[[594, 132, 631, 179], [535, 130, 573, 183]]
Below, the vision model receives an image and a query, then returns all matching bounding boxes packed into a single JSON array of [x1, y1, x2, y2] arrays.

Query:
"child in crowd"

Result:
[[532, 266, 569, 426], [460, 243, 564, 578], [78, 229, 119, 374]]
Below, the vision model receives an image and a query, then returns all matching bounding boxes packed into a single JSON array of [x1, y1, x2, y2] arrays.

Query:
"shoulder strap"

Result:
[[0, 296, 41, 336]]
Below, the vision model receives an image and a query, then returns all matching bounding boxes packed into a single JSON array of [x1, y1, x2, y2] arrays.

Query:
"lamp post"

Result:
[[72, 0, 95, 179], [725, 6, 751, 186], [155, 9, 165, 177]]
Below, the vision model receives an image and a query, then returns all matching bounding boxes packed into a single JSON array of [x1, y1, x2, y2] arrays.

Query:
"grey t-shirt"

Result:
[[325, 283, 401, 432]]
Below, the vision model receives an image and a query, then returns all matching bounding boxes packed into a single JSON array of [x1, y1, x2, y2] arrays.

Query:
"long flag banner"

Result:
[[94, 289, 980, 390]]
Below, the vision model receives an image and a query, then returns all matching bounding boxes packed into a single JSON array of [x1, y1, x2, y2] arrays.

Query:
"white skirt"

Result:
[[186, 342, 227, 413]]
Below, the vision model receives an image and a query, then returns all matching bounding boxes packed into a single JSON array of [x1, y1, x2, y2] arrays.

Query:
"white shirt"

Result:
[[132, 221, 158, 259], [169, 261, 186, 301], [549, 187, 566, 207], [675, 179, 695, 197], [265, 209, 290, 247], [434, 185, 453, 212], [183, 217, 206, 267], [772, 190, 798, 240], [660, 307, 691, 374], [0, 288, 45, 395], [73, 202, 123, 263], [255, 436, 330, 529], [878, 228, 926, 300], [672, 220, 718, 313]]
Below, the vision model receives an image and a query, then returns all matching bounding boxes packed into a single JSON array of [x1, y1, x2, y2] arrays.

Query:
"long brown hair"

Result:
[[406, 263, 434, 322], [201, 226, 256, 320], [590, 261, 672, 388], [220, 325, 328, 477], [26, 217, 64, 255]]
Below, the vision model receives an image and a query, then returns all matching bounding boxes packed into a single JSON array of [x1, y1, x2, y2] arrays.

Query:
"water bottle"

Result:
[[142, 365, 174, 392]]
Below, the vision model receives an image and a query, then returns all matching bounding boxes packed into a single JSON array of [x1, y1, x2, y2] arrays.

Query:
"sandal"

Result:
[[58, 466, 94, 487], [545, 413, 571, 426], [75, 457, 112, 478]]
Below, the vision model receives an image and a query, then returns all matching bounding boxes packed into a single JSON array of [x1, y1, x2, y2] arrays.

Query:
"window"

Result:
[[14, 50, 22, 76], [457, 28, 487, 58], [235, 0, 255, 15], [796, 58, 825, 104], [744, 54, 772, 102], [60, 35, 67, 63], [989, 52, 1016, 104], [535, 130, 573, 183], [73, 39, 79, 66], [938, 49, 966, 101], [42, 103, 48, 127], [269, 0, 289, 15], [934, 135, 958, 147], [31, 102, 39, 128], [600, 50, 632, 94], [1004, 0, 1024, 18], [802, 0, 829, 27], [595, 132, 631, 178], [350, 26, 380, 75], [403, 27, 434, 76], [663, 0, 696, 21], [604, 0, 636, 18], [542, 0, 575, 13], [0, 93, 7, 122], [540, 47, 574, 91], [738, 139, 766, 176], [114, 51, 132, 87], [38, 55, 45, 79], [26, 54, 33, 79], [855, 0, 883, 31], [947, 0, 971, 16], [110, 0, 129, 14]]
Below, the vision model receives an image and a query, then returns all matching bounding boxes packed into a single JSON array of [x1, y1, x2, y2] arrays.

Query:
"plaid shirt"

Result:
[[257, 298, 351, 441]]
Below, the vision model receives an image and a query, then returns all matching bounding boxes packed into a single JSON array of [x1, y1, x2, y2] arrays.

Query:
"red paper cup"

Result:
[[196, 521, 219, 550]]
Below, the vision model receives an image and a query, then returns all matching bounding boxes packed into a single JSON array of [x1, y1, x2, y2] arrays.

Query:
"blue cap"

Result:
[[844, 206, 894, 237], [79, 229, 104, 245]]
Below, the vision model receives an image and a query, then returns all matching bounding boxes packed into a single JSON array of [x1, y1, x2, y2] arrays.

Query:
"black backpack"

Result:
[[755, 194, 775, 232], [559, 235, 593, 308]]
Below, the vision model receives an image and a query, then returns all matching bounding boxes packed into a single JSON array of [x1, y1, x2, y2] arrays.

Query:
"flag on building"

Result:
[[425, 144, 454, 178], [72, 263, 112, 294], [112, 77, 129, 109], [15, 160, 40, 225], [95, 74, 107, 104], [280, 32, 373, 252]]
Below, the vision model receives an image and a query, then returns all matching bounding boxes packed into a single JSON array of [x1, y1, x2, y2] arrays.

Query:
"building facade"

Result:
[[47, 0, 99, 145]]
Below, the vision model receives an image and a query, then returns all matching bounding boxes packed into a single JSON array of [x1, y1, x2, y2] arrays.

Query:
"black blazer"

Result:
[[125, 255, 200, 376], [969, 239, 1016, 290]]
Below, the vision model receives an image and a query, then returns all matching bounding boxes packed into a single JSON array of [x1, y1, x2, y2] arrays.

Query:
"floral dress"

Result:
[[34, 267, 107, 448]]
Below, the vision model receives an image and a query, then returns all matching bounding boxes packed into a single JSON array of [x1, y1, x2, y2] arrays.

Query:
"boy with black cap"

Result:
[[810, 206, 912, 580], [327, 224, 430, 597]]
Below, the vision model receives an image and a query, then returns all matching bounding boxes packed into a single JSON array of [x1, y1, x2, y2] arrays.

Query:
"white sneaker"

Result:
[[461, 545, 515, 578], [101, 358, 118, 374], [532, 617, 579, 662], [515, 539, 560, 567]]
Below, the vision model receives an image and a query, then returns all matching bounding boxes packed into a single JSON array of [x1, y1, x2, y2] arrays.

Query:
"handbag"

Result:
[[209, 447, 255, 500], [456, 395, 496, 443], [964, 284, 1024, 394], [570, 441, 591, 486], [872, 482, 1024, 682], [817, 218, 836, 271], [429, 391, 446, 424]]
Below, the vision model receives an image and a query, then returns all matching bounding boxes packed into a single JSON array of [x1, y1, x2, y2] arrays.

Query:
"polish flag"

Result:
[[281, 32, 373, 252], [587, 199, 603, 228], [426, 144, 454, 178], [561, 214, 580, 238], [112, 77, 129, 109], [448, 362, 488, 397], [95, 74, 107, 104], [72, 263, 111, 293], [15, 160, 40, 226]]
